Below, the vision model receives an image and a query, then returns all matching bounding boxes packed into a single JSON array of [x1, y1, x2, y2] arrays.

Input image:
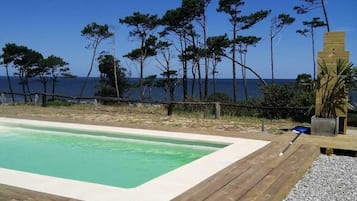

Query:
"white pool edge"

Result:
[[0, 117, 270, 201]]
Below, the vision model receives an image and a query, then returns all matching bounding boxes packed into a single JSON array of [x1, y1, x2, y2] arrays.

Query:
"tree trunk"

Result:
[[112, 36, 120, 100], [212, 61, 217, 98], [270, 35, 275, 83], [140, 55, 144, 100], [311, 26, 317, 80], [241, 51, 249, 100], [191, 33, 202, 100], [203, 12, 209, 99], [197, 61, 203, 100], [79, 44, 98, 100], [19, 73, 27, 103], [182, 34, 188, 101], [321, 0, 330, 32], [139, 39, 147, 100], [25, 77, 32, 103], [52, 78, 56, 101], [42, 79, 47, 105], [232, 23, 238, 102], [191, 63, 196, 97], [5, 64, 15, 103], [223, 55, 268, 87], [21, 81, 27, 103]]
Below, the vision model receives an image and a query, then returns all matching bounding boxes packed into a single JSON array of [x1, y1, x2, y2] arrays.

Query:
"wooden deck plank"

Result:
[[258, 144, 320, 201], [204, 143, 307, 201], [172, 142, 282, 201], [239, 144, 319, 201], [174, 142, 320, 201], [205, 166, 272, 201], [0, 184, 78, 201]]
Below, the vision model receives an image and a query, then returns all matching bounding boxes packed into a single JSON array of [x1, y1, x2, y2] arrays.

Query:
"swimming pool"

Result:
[[0, 117, 270, 201], [0, 122, 224, 188]]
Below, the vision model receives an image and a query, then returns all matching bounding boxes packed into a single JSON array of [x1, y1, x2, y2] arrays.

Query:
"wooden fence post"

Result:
[[1, 93, 6, 104], [215, 102, 221, 119], [34, 94, 39, 105], [167, 103, 174, 116]]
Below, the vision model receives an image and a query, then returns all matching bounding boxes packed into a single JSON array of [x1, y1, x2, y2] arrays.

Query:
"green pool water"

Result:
[[0, 124, 224, 188]]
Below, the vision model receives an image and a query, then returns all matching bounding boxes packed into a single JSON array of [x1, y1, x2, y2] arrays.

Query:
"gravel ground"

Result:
[[284, 155, 357, 201]]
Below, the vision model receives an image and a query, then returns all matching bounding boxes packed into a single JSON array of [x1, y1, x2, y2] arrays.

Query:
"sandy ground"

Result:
[[0, 103, 297, 137]]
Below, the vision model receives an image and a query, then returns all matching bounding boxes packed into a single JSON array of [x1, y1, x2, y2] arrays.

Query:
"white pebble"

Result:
[[283, 155, 357, 201]]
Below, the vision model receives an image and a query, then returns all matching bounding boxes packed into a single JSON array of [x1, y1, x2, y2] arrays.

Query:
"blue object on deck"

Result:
[[279, 126, 310, 156], [291, 126, 310, 134]]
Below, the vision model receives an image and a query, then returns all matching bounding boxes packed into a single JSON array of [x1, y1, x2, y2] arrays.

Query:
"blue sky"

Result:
[[0, 0, 356, 79]]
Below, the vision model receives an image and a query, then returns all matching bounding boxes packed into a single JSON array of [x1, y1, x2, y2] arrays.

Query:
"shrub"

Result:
[[46, 99, 72, 106], [206, 92, 232, 103], [347, 112, 357, 127], [259, 83, 314, 122]]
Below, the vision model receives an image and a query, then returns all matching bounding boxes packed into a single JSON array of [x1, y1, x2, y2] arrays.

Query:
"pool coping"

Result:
[[0, 117, 270, 201]]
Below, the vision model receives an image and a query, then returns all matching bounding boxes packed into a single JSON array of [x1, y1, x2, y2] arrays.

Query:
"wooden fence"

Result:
[[1, 91, 313, 121]]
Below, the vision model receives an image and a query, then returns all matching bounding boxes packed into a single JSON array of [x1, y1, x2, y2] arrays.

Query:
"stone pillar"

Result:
[[316, 32, 349, 134]]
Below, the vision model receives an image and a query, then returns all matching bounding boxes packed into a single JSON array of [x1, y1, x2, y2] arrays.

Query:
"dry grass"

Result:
[[0, 103, 296, 136]]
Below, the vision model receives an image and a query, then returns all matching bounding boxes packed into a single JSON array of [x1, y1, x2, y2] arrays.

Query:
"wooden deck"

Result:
[[173, 142, 320, 201], [0, 141, 320, 201], [0, 183, 78, 201]]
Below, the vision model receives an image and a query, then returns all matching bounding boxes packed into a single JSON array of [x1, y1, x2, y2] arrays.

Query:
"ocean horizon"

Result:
[[1, 76, 356, 103], [0, 76, 297, 102]]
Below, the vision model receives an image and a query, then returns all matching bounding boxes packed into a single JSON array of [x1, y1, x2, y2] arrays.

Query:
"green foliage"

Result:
[[316, 59, 355, 118], [95, 54, 129, 99], [1, 43, 43, 103], [259, 82, 314, 121], [119, 12, 159, 36], [293, 0, 330, 31], [206, 92, 232, 103], [38, 55, 71, 94], [277, 14, 295, 25], [217, 0, 245, 14], [1, 43, 74, 104], [235, 36, 261, 48], [262, 84, 295, 106], [220, 98, 262, 117], [80, 22, 113, 99], [347, 112, 357, 127], [206, 34, 230, 58], [46, 99, 72, 107], [296, 17, 326, 37], [181, 0, 211, 21], [124, 35, 158, 61], [217, 0, 270, 32], [217, 0, 270, 102], [157, 70, 178, 102], [120, 12, 160, 100], [271, 13, 295, 40], [81, 23, 113, 43]]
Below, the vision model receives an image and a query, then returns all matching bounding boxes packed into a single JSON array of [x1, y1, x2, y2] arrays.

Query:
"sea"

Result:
[[0, 76, 296, 101], [1, 76, 356, 103]]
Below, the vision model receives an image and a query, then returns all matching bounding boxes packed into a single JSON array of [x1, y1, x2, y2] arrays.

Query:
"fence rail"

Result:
[[1, 91, 314, 120]]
